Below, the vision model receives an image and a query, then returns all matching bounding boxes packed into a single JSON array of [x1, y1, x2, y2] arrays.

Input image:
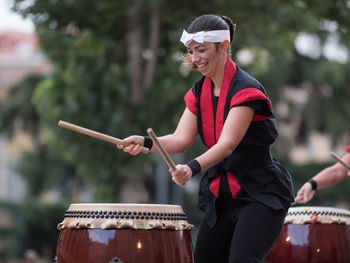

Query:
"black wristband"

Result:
[[186, 159, 201, 177], [307, 179, 318, 191], [143, 136, 153, 150]]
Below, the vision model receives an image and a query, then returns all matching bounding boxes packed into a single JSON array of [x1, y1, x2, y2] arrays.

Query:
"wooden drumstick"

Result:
[[58, 120, 149, 154], [147, 128, 176, 171], [331, 152, 350, 171], [291, 195, 304, 206]]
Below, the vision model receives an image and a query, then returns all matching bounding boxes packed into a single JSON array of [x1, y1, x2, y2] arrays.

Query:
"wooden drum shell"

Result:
[[55, 203, 194, 263], [266, 206, 350, 263]]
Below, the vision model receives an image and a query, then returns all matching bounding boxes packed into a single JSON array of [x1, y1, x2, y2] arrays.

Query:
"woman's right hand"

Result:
[[117, 135, 145, 155]]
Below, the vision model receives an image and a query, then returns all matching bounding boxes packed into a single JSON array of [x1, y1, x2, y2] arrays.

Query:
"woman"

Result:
[[118, 14, 294, 263], [296, 144, 350, 203]]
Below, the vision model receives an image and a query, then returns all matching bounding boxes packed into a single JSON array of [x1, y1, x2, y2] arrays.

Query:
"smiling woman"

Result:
[[185, 40, 228, 90], [118, 14, 294, 263]]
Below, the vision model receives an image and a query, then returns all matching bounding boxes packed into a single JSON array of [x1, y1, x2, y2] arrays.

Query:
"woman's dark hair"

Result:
[[187, 14, 236, 44], [182, 14, 236, 69]]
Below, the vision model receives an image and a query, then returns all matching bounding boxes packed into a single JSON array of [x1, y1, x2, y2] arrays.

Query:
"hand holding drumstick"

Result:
[[147, 128, 193, 186], [116, 135, 150, 155], [294, 150, 350, 204], [118, 128, 193, 186]]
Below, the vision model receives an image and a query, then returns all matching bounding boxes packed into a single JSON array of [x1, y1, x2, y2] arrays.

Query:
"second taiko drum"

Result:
[[265, 206, 350, 263]]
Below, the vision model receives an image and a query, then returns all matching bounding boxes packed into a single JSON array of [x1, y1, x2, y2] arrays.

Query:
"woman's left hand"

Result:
[[170, 164, 192, 186]]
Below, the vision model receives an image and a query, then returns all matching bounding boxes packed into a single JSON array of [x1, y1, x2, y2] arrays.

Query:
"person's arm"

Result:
[[117, 107, 198, 155], [296, 151, 350, 203], [171, 106, 254, 185]]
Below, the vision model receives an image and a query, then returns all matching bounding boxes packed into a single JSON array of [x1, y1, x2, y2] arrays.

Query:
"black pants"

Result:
[[194, 194, 288, 263]]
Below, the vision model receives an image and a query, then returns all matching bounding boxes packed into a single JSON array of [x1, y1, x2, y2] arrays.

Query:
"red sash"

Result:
[[200, 58, 241, 198]]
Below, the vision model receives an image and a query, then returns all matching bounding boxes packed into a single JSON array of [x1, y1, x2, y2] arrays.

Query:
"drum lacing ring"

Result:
[[64, 209, 188, 221], [288, 211, 350, 218]]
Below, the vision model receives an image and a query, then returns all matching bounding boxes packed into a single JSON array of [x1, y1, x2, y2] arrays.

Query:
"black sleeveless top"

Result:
[[185, 65, 294, 228]]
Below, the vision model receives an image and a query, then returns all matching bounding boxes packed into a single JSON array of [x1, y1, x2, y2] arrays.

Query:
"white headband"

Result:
[[180, 29, 230, 47]]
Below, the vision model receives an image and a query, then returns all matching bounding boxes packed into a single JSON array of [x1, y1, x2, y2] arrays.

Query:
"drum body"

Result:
[[55, 203, 194, 263], [266, 206, 350, 263]]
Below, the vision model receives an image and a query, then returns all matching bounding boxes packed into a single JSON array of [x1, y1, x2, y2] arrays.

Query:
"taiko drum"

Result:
[[265, 206, 350, 263], [55, 203, 194, 263]]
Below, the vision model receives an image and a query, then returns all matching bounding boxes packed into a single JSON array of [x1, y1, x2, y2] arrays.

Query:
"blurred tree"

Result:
[[0, 200, 67, 260], [8, 0, 350, 201], [0, 74, 42, 137], [0, 74, 77, 199], [293, 56, 350, 136], [0, 75, 73, 259]]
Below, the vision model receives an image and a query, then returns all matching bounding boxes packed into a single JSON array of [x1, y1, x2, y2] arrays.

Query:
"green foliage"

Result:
[[11, 0, 201, 201], [4, 0, 350, 217], [0, 74, 43, 137], [16, 146, 76, 198], [289, 55, 350, 134], [20, 201, 67, 259], [8, 0, 350, 202], [0, 200, 68, 260], [0, 73, 78, 200]]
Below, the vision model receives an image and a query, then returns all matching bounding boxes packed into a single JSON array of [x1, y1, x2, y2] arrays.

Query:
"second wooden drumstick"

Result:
[[331, 152, 350, 170], [147, 128, 176, 171], [58, 120, 149, 154]]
